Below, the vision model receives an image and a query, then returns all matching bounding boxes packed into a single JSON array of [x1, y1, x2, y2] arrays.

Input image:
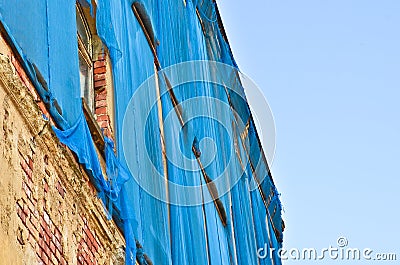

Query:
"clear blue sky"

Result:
[[218, 0, 400, 264]]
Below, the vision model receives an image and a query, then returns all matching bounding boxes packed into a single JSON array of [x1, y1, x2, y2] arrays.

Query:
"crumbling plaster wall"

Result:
[[0, 36, 125, 265]]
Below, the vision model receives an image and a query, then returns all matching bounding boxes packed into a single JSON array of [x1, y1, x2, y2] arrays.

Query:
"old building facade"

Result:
[[0, 34, 125, 264], [0, 1, 283, 264]]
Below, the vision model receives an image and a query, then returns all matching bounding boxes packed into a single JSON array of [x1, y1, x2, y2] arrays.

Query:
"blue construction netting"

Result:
[[0, 0, 283, 264]]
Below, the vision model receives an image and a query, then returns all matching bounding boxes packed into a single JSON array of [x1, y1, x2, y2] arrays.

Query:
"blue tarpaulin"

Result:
[[0, 0, 283, 264]]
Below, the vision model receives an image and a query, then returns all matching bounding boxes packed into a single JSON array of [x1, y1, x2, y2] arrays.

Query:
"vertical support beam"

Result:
[[200, 174, 212, 265], [154, 64, 172, 255]]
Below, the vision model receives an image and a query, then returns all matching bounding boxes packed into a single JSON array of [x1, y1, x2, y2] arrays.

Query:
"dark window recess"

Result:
[[131, 2, 185, 128], [192, 137, 227, 226], [131, 1, 160, 68], [76, 3, 94, 112], [162, 73, 185, 126]]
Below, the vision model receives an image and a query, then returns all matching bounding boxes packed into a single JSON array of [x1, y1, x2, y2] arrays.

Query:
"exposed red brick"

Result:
[[44, 242, 52, 259], [86, 251, 94, 263], [92, 241, 98, 252], [78, 255, 84, 264], [37, 101, 50, 119], [100, 121, 109, 129], [23, 204, 29, 216], [22, 181, 32, 199], [97, 89, 107, 96], [29, 218, 38, 232], [44, 181, 49, 193], [55, 249, 61, 262], [40, 221, 46, 233], [94, 67, 106, 74], [96, 115, 109, 122], [94, 75, 106, 83], [50, 241, 56, 254], [20, 158, 27, 169], [50, 253, 58, 265], [20, 159, 33, 178], [88, 231, 95, 244], [26, 177, 34, 190], [55, 227, 61, 242], [56, 181, 66, 198], [93, 72, 106, 81], [60, 257, 67, 265], [26, 194, 36, 210], [55, 238, 62, 252], [32, 208, 39, 219], [76, 217, 102, 265], [41, 250, 49, 264], [43, 210, 51, 225], [16, 198, 24, 209], [17, 205, 26, 224], [55, 181, 60, 193], [26, 218, 38, 235], [7, 47, 63, 130], [95, 107, 107, 115], [39, 240, 45, 256], [94, 79, 106, 87], [28, 158, 34, 170], [95, 93, 107, 101], [95, 100, 107, 108], [27, 232, 36, 248], [104, 128, 112, 138], [42, 229, 50, 244], [11, 56, 38, 100], [36, 245, 42, 258], [31, 223, 40, 239], [94, 60, 106, 68]]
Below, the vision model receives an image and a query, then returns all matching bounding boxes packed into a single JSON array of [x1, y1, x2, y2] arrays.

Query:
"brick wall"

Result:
[[94, 53, 114, 139], [77, 216, 103, 265], [0, 35, 125, 264]]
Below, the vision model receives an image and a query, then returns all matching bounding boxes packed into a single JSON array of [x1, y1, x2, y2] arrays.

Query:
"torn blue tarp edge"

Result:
[[0, 15, 70, 130], [52, 111, 136, 261], [52, 113, 138, 263], [52, 112, 108, 195], [95, 0, 122, 64], [104, 136, 131, 208], [78, 0, 122, 64], [50, 111, 133, 212]]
